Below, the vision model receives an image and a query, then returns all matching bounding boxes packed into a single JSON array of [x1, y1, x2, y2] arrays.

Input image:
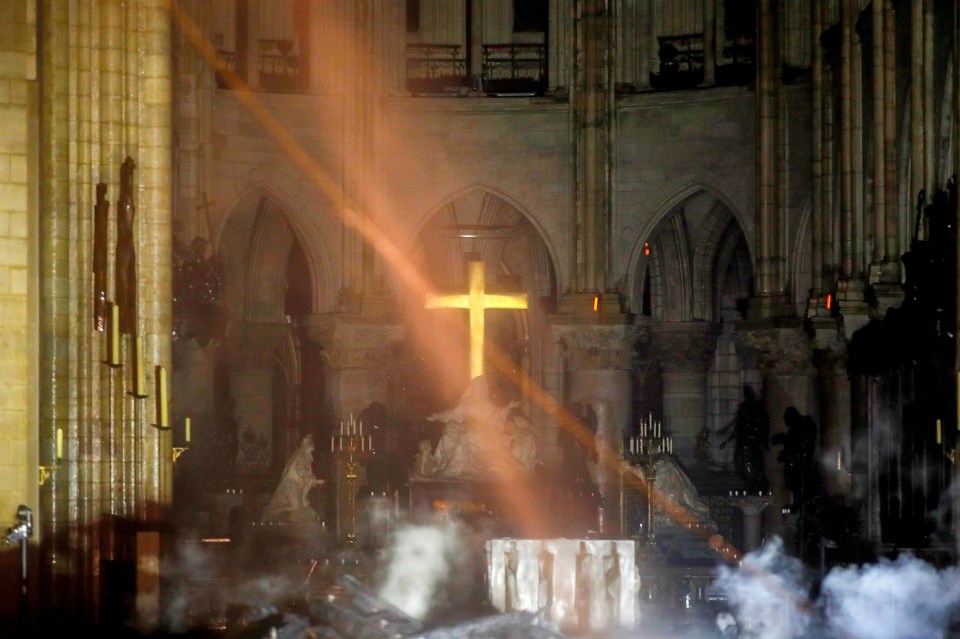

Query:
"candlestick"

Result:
[[105, 302, 121, 366], [155, 365, 168, 427], [129, 335, 146, 397], [185, 417, 191, 443], [56, 427, 63, 461]]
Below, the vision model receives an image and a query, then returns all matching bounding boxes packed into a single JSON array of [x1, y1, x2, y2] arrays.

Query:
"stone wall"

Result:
[[0, 0, 34, 627]]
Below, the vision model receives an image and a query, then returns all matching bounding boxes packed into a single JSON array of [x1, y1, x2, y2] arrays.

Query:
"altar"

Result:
[[487, 538, 638, 633]]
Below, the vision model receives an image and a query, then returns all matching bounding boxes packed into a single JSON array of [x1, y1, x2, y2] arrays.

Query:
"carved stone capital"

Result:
[[644, 321, 721, 374], [303, 313, 405, 370], [812, 345, 848, 377], [551, 323, 637, 370], [734, 326, 815, 374]]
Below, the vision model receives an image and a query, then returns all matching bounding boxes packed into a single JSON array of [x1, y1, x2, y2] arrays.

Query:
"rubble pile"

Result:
[[226, 574, 568, 639]]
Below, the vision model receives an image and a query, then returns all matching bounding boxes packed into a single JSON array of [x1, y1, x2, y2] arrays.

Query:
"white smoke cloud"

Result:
[[713, 536, 814, 639], [714, 537, 960, 639], [376, 522, 463, 620], [821, 554, 960, 639]]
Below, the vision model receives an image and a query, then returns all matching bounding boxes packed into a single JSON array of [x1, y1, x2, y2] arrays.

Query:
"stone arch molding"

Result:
[[626, 183, 752, 322], [217, 182, 335, 321], [409, 183, 563, 297]]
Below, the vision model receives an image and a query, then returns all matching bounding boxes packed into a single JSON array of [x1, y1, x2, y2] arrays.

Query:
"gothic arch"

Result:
[[628, 184, 751, 322], [405, 185, 557, 406], [410, 183, 562, 301], [217, 183, 334, 318]]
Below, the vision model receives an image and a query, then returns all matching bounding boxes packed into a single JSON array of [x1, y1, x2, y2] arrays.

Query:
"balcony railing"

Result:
[[214, 50, 237, 89], [406, 44, 469, 95], [651, 33, 704, 89], [481, 44, 546, 95], [259, 39, 304, 92]]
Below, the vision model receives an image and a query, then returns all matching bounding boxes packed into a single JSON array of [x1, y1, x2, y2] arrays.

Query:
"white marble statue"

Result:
[[417, 375, 537, 481], [623, 453, 716, 530], [261, 434, 325, 522]]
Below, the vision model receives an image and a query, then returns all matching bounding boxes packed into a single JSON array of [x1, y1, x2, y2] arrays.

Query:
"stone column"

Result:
[[648, 322, 721, 464], [38, 0, 174, 623], [551, 322, 636, 537], [570, 0, 613, 294], [807, 0, 825, 315], [702, 0, 716, 86], [225, 322, 289, 478], [882, 0, 899, 266], [836, 0, 869, 332], [734, 324, 817, 538], [869, 0, 902, 312], [731, 495, 773, 552], [754, 0, 782, 302], [302, 313, 404, 542], [812, 345, 851, 498]]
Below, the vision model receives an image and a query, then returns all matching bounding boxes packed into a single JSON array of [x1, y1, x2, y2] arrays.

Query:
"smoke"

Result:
[[713, 536, 815, 639], [714, 537, 960, 639], [376, 522, 464, 620], [821, 554, 960, 639], [160, 538, 300, 634]]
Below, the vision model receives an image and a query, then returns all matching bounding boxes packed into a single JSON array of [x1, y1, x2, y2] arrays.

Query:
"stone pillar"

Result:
[[868, 0, 902, 312], [552, 322, 635, 537], [812, 345, 851, 498], [37, 0, 174, 624], [702, 0, 716, 86], [808, 0, 826, 316], [754, 0, 784, 304], [734, 324, 817, 539], [226, 322, 289, 478], [731, 495, 773, 552], [571, 0, 614, 294], [647, 322, 721, 465], [302, 314, 404, 542]]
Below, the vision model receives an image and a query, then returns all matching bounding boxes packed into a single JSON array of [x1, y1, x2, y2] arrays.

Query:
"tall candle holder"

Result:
[[330, 414, 373, 546], [623, 415, 673, 545]]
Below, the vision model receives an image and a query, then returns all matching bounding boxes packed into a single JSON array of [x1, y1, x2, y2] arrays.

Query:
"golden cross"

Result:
[[425, 261, 528, 380]]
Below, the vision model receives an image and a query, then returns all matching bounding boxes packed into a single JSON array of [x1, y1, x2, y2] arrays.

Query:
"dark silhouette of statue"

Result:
[[115, 157, 137, 334], [93, 182, 109, 330], [719, 386, 770, 492]]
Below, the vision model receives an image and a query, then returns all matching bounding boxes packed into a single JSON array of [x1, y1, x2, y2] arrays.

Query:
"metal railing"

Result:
[[406, 43, 469, 94], [481, 43, 546, 95]]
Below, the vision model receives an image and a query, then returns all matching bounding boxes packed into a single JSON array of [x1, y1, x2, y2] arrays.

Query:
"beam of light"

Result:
[[165, 1, 435, 303], [165, 0, 737, 557]]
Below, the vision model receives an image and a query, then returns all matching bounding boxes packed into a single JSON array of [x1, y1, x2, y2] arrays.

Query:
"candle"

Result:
[[368, 435, 372, 451], [110, 303, 121, 365], [185, 417, 191, 443], [56, 427, 63, 460], [837, 449, 842, 471], [132, 336, 144, 396], [359, 420, 363, 435], [936, 419, 942, 445], [155, 365, 168, 427], [361, 437, 365, 452]]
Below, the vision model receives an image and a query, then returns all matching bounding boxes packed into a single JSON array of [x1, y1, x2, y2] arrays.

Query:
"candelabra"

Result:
[[622, 416, 672, 545], [330, 414, 373, 546]]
